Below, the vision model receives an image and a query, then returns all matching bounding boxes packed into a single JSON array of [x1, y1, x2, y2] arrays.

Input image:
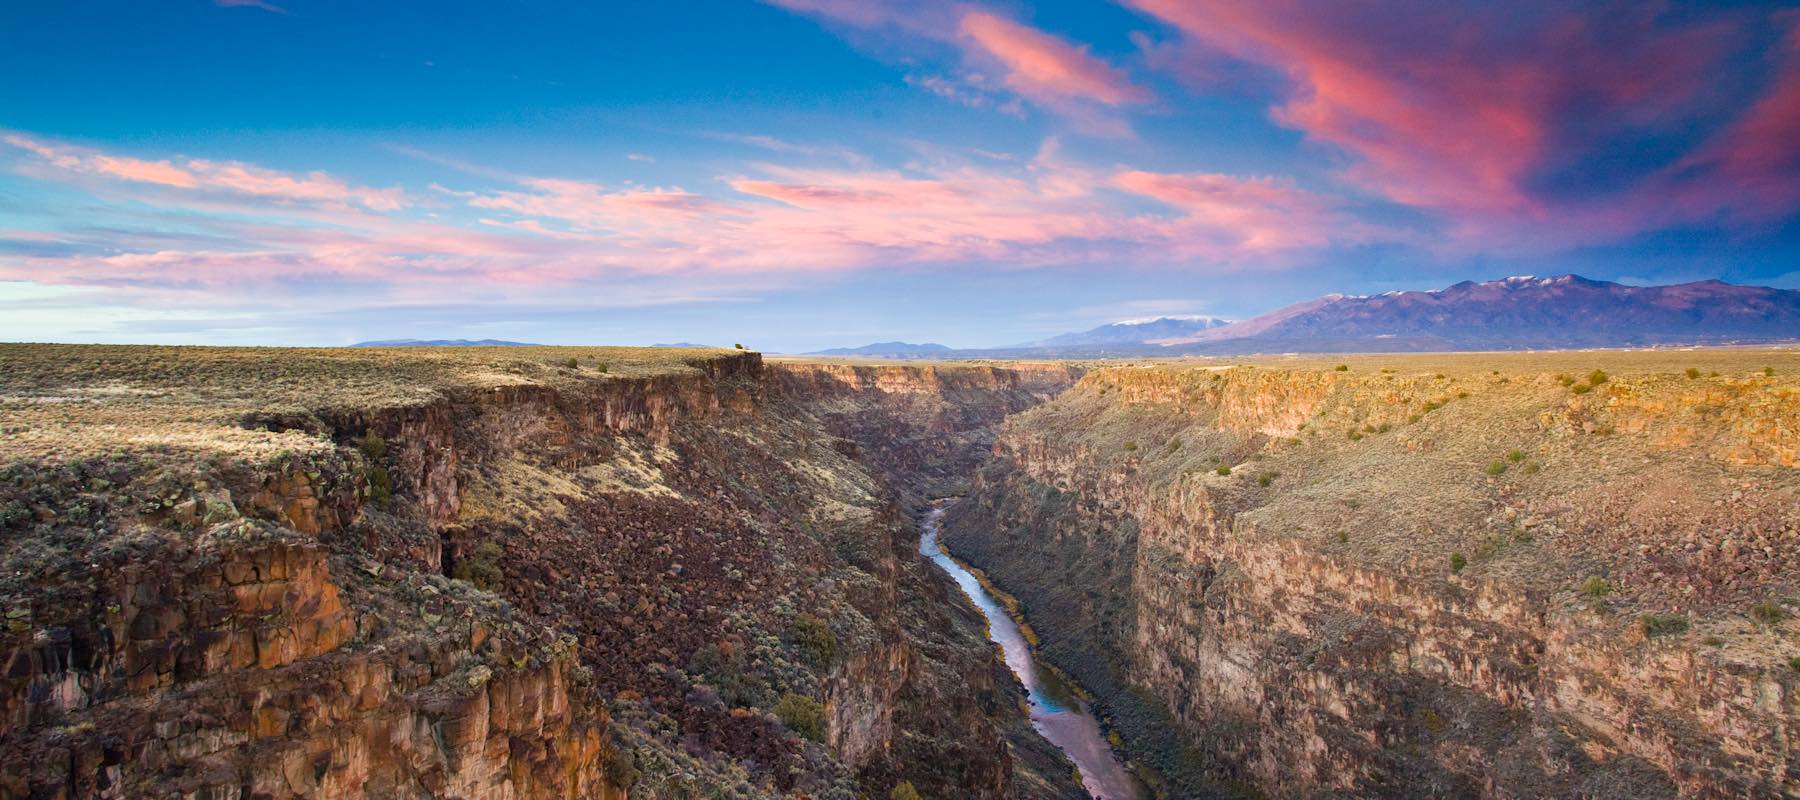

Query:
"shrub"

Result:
[[1449, 551, 1467, 574], [1581, 576, 1612, 597], [1751, 602, 1788, 626], [1555, 374, 1575, 386], [1486, 460, 1508, 476], [1521, 462, 1541, 475], [1791, 657, 1800, 673], [1765, 366, 1776, 377], [789, 614, 839, 668], [563, 357, 580, 369], [1639, 614, 1689, 638], [365, 465, 392, 504], [453, 541, 505, 591], [1377, 422, 1391, 433], [1334, 364, 1349, 371], [1587, 369, 1609, 385], [1336, 531, 1348, 543], [1506, 449, 1526, 462], [1215, 465, 1231, 476], [595, 362, 609, 373], [1570, 383, 1592, 394], [357, 431, 386, 459], [734, 343, 746, 350], [1165, 438, 1181, 452], [774, 693, 826, 741], [1257, 473, 1275, 487], [890, 781, 923, 800], [1685, 367, 1701, 379], [604, 748, 639, 789], [1347, 430, 1364, 441], [1123, 441, 1138, 451]]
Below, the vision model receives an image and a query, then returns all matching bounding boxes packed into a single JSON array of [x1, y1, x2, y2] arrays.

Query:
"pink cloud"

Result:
[[4, 134, 405, 211], [765, 1, 1147, 129], [1, 131, 1383, 305], [1112, 170, 1341, 252], [1126, 1, 1796, 241], [957, 11, 1152, 108]]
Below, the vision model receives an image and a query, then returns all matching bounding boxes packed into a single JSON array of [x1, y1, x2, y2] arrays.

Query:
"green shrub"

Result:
[[1639, 614, 1689, 638], [734, 343, 745, 350], [1505, 449, 1526, 462], [1123, 441, 1138, 451], [595, 362, 609, 373], [1521, 462, 1541, 475], [789, 614, 839, 668], [1581, 577, 1612, 597], [890, 781, 923, 800], [1765, 366, 1776, 377], [1347, 430, 1363, 441], [774, 693, 826, 741], [1334, 364, 1348, 371], [1751, 602, 1788, 626], [1587, 369, 1609, 385], [365, 465, 392, 504], [1486, 460, 1508, 476], [563, 357, 580, 369], [1791, 657, 1800, 672], [1685, 367, 1701, 379], [1570, 383, 1592, 394], [1215, 465, 1231, 476], [1555, 374, 1575, 386], [453, 541, 505, 591], [1449, 552, 1467, 574], [1257, 473, 1274, 487], [357, 431, 386, 459]]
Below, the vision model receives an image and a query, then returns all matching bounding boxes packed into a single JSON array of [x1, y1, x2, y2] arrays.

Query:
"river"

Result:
[[918, 505, 1143, 800]]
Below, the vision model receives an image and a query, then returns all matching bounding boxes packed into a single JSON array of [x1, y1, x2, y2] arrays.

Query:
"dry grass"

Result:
[[0, 344, 734, 464]]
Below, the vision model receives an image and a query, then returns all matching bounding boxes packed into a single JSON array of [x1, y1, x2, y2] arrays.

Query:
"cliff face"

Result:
[[0, 346, 1082, 800], [943, 353, 1800, 799]]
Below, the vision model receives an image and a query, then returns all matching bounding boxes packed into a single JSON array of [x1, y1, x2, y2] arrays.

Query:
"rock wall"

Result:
[[0, 350, 1083, 799], [943, 361, 1800, 799]]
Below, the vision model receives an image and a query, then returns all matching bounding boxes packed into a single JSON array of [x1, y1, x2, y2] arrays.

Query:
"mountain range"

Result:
[[812, 275, 1800, 358]]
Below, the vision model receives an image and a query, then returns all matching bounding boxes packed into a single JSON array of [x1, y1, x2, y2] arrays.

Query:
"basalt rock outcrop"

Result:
[[0, 345, 1083, 799], [943, 352, 1800, 799]]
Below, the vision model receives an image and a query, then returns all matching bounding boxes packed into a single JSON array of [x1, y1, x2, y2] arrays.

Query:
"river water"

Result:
[[919, 505, 1143, 800]]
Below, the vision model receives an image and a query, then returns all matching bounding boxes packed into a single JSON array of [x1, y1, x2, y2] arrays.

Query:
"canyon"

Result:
[[0, 344, 1796, 799]]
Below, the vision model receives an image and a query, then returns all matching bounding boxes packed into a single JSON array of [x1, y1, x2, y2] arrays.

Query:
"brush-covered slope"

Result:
[[0, 345, 1084, 800], [943, 349, 1800, 799]]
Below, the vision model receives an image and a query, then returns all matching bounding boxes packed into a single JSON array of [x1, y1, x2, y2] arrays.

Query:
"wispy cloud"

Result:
[[1, 131, 1379, 307], [1125, 0, 1800, 244], [766, 0, 1147, 132], [213, 0, 287, 14], [7, 134, 405, 211]]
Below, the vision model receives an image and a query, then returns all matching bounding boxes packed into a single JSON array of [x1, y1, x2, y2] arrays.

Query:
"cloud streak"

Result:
[[1124, 1, 1800, 243]]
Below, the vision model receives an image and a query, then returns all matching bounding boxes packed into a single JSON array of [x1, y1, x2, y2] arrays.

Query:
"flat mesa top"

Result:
[[1, 343, 1795, 464], [0, 344, 745, 463]]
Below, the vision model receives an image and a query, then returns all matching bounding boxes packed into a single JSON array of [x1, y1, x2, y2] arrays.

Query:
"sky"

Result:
[[2, 1, 1798, 351]]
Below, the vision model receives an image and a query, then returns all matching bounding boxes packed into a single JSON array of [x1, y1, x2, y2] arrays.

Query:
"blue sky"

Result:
[[2, 0, 1797, 350]]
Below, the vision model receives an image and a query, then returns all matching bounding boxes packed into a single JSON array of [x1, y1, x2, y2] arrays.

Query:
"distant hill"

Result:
[[1157, 275, 1800, 354], [1018, 316, 1232, 348], [351, 339, 537, 347], [834, 275, 1800, 359], [651, 342, 718, 349], [809, 341, 954, 358]]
